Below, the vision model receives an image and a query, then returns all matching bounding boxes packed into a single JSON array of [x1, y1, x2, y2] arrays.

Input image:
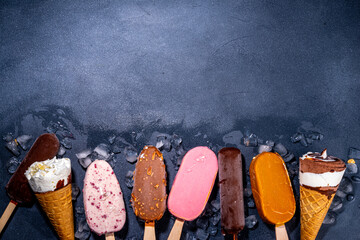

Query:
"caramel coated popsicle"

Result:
[[218, 147, 245, 239], [131, 146, 167, 240], [0, 133, 59, 233], [250, 152, 295, 240]]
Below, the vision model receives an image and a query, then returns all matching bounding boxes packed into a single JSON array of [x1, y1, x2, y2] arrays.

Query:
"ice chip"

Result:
[[112, 144, 122, 154], [335, 190, 347, 199], [290, 132, 304, 143], [244, 188, 252, 197], [125, 170, 134, 188], [76, 149, 92, 159], [346, 163, 358, 174], [330, 196, 342, 211], [93, 143, 111, 160], [125, 146, 138, 163], [5, 140, 20, 156], [75, 218, 91, 240], [351, 176, 360, 182], [209, 212, 221, 226], [79, 157, 92, 169], [75, 206, 85, 217], [156, 135, 171, 152], [72, 184, 80, 200], [322, 211, 336, 225], [196, 216, 209, 229], [347, 194, 355, 202], [241, 133, 258, 147], [15, 135, 32, 150], [58, 129, 74, 139], [222, 130, 243, 146], [338, 177, 353, 194], [108, 134, 116, 145], [171, 134, 183, 149], [195, 228, 209, 240], [306, 131, 324, 141], [283, 152, 294, 162], [258, 144, 272, 154], [208, 224, 218, 236], [265, 140, 275, 147], [348, 147, 360, 160], [6, 157, 20, 174], [245, 215, 258, 229], [300, 138, 308, 147], [3, 133, 13, 142], [61, 137, 72, 149], [273, 143, 287, 156], [210, 200, 220, 212], [57, 146, 66, 157], [246, 198, 255, 208], [185, 232, 197, 240]]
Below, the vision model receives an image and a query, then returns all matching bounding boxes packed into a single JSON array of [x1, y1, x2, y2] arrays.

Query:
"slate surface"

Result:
[[0, 0, 359, 239]]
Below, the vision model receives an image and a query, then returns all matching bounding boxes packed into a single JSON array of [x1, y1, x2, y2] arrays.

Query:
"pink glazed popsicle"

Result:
[[167, 146, 218, 240], [83, 160, 126, 240]]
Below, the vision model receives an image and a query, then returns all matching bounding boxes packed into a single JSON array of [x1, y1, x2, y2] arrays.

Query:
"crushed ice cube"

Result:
[[93, 143, 111, 160], [247, 198, 255, 208], [323, 211, 336, 225], [346, 163, 358, 174], [210, 200, 220, 212], [15, 135, 32, 150], [75, 207, 85, 218], [222, 130, 243, 146], [338, 177, 353, 194], [125, 170, 134, 188], [125, 147, 138, 163], [283, 152, 294, 162], [306, 131, 324, 141], [195, 228, 209, 240], [196, 217, 209, 229], [258, 144, 272, 154], [241, 133, 258, 147], [300, 138, 308, 147], [209, 212, 220, 226], [72, 184, 80, 201], [6, 157, 20, 174], [330, 196, 342, 211], [3, 133, 13, 142], [244, 188, 252, 197], [245, 215, 258, 229], [112, 144, 122, 154], [185, 232, 197, 240], [60, 137, 72, 149], [58, 129, 74, 139], [108, 135, 116, 145], [79, 157, 92, 169], [273, 143, 287, 156], [75, 218, 91, 240], [171, 134, 183, 149], [208, 224, 217, 236], [347, 194, 355, 202], [5, 141, 20, 156], [265, 140, 275, 147], [57, 146, 66, 157], [351, 176, 360, 182], [290, 132, 304, 143], [106, 156, 115, 168], [348, 147, 360, 160], [76, 149, 92, 159], [156, 135, 171, 152]]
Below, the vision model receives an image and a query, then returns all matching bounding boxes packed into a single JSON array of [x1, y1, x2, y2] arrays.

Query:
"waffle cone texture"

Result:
[[35, 184, 74, 240], [300, 186, 335, 240]]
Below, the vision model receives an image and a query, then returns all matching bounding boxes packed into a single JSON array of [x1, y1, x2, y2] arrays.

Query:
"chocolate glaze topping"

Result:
[[300, 150, 346, 174]]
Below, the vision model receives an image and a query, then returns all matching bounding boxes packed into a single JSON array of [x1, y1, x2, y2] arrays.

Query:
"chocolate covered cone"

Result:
[[35, 184, 74, 240], [300, 186, 335, 240]]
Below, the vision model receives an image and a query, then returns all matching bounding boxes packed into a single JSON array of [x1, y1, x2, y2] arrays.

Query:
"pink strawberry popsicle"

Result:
[[167, 146, 218, 240], [83, 160, 126, 239]]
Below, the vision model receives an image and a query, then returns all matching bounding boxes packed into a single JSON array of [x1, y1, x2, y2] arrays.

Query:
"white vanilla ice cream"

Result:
[[25, 157, 71, 193]]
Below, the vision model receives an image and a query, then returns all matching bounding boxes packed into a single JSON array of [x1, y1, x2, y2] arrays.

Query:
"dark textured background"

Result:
[[1, 0, 360, 239]]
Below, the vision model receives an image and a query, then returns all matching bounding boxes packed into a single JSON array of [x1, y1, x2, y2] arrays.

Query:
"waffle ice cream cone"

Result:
[[300, 185, 335, 240], [35, 183, 74, 240], [299, 149, 346, 240]]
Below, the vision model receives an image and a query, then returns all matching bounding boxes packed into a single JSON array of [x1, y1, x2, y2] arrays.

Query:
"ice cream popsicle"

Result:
[[167, 146, 218, 240], [0, 133, 59, 234], [25, 157, 74, 239], [250, 152, 295, 240], [218, 147, 245, 238], [83, 160, 126, 240], [299, 149, 346, 240], [131, 146, 167, 240]]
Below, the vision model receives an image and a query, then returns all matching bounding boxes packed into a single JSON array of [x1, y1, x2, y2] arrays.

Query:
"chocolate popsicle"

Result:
[[218, 147, 245, 238], [131, 146, 167, 240], [0, 133, 60, 233]]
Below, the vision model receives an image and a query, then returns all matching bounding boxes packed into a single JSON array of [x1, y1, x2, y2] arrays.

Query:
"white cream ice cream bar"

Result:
[[25, 157, 71, 193], [299, 149, 346, 191]]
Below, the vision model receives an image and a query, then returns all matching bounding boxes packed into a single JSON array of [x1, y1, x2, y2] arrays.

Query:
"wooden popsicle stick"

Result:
[[167, 219, 184, 240], [275, 224, 289, 240], [233, 233, 238, 240], [0, 201, 17, 234], [105, 232, 115, 240], [144, 221, 156, 240]]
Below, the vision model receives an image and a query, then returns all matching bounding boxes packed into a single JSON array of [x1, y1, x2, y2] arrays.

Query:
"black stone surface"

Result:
[[1, 0, 360, 239]]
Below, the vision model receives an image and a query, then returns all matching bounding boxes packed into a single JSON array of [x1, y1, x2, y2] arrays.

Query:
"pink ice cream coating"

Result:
[[168, 146, 218, 221], [83, 160, 126, 235]]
